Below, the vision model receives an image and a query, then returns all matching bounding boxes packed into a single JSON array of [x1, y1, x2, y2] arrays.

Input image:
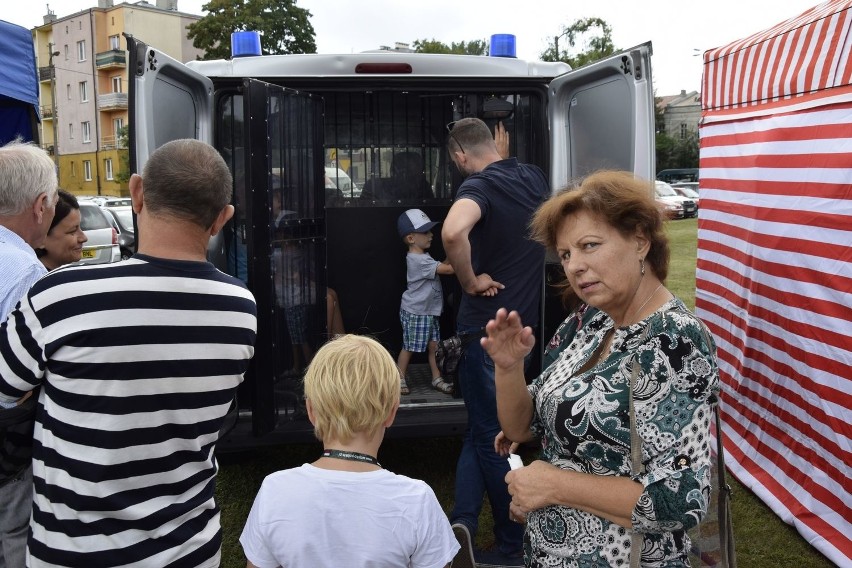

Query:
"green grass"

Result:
[[216, 217, 834, 568]]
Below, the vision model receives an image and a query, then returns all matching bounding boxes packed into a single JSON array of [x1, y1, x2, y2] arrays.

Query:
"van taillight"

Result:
[[111, 228, 118, 245], [355, 63, 412, 74]]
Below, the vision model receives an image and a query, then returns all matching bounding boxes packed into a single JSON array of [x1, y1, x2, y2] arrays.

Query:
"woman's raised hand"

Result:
[[482, 308, 536, 370]]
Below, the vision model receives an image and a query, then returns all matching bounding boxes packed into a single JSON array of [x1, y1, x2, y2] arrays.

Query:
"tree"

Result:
[[187, 0, 316, 61], [412, 39, 488, 55], [541, 17, 616, 68]]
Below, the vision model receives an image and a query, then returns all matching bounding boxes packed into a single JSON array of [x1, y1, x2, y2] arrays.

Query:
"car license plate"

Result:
[[81, 249, 96, 259]]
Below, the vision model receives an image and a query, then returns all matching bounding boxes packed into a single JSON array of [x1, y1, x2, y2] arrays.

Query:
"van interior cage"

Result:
[[210, 86, 549, 434]]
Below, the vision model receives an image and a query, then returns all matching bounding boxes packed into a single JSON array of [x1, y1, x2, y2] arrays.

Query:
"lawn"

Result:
[[215, 217, 834, 568]]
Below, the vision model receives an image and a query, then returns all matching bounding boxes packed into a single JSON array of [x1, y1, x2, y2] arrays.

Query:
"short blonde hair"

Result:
[[304, 334, 400, 444]]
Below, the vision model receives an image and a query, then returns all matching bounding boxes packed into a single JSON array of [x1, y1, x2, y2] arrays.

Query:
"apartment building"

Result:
[[658, 89, 701, 141], [32, 0, 203, 196]]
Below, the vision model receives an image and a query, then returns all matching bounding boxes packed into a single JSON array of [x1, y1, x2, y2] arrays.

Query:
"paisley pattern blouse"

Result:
[[525, 299, 719, 567]]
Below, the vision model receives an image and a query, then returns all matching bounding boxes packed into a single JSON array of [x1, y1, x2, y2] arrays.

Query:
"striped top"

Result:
[[0, 254, 257, 568]]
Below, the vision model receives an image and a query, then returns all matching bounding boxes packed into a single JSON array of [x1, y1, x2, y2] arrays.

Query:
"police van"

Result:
[[128, 33, 655, 450]]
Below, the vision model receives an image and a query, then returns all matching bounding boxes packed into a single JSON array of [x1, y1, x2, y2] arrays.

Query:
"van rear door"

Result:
[[127, 36, 213, 172], [548, 42, 655, 187], [542, 42, 655, 340]]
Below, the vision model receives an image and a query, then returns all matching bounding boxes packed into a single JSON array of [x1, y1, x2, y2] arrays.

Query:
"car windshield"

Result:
[[79, 204, 111, 230], [655, 182, 678, 197]]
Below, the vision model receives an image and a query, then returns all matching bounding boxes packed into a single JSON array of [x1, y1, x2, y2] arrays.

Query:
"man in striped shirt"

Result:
[[0, 139, 257, 568]]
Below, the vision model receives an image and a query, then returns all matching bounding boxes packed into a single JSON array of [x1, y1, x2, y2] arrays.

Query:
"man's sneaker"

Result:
[[450, 523, 476, 568], [474, 547, 524, 567]]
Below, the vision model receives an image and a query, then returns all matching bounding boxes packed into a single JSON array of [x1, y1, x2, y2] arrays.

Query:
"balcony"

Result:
[[98, 92, 128, 111], [100, 135, 127, 150], [40, 105, 54, 120], [38, 66, 55, 82], [96, 49, 126, 69]]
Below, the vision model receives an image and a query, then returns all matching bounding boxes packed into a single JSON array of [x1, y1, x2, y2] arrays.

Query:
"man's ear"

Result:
[[209, 204, 235, 236], [129, 174, 144, 214], [32, 193, 50, 225]]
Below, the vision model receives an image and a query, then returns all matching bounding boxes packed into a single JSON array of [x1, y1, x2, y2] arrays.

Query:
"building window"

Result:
[[82, 121, 91, 143], [113, 117, 124, 134], [78, 21, 82, 30], [109, 34, 120, 50], [68, 123, 73, 139], [79, 81, 88, 102], [112, 76, 122, 93], [66, 84, 71, 100], [105, 158, 114, 181], [84, 160, 92, 181], [64, 44, 68, 60], [77, 40, 86, 62], [70, 161, 76, 177], [65, 25, 68, 34], [680, 123, 688, 140]]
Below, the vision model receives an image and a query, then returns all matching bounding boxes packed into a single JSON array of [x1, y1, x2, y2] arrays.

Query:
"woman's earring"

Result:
[[640, 258, 645, 276]]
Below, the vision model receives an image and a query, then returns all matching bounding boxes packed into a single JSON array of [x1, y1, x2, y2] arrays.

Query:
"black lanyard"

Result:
[[322, 449, 381, 467]]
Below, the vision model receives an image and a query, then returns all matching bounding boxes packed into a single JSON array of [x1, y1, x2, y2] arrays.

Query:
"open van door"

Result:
[[542, 42, 655, 340], [127, 35, 213, 173], [548, 42, 655, 187]]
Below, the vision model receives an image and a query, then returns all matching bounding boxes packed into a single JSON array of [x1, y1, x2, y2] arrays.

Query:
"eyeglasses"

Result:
[[446, 121, 465, 154]]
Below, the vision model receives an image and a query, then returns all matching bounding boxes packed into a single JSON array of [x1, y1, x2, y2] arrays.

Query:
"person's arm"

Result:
[[484, 309, 536, 441], [436, 260, 454, 276], [507, 461, 644, 527], [0, 303, 45, 402], [441, 198, 503, 295]]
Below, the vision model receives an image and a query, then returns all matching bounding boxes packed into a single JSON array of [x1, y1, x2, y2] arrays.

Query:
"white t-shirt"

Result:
[[240, 463, 458, 568]]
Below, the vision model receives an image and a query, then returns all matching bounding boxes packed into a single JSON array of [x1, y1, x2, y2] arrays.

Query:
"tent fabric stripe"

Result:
[[701, 0, 852, 110], [697, 4, 852, 563]]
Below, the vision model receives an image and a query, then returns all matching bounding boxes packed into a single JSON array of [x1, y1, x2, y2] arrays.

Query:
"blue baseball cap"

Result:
[[398, 208, 439, 237]]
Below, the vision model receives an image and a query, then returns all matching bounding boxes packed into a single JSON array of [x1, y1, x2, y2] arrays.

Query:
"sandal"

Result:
[[431, 376, 453, 394], [400, 377, 410, 395]]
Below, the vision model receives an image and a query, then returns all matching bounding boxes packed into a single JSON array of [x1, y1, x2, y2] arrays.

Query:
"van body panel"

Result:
[[131, 40, 655, 450]]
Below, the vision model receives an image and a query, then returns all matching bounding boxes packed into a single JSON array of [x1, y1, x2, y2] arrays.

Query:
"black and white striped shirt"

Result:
[[0, 254, 257, 567]]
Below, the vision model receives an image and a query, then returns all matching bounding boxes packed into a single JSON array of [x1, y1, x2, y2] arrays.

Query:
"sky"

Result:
[[2, 0, 824, 95]]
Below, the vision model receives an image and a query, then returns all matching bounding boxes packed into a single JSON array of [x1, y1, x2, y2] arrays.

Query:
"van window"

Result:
[[318, 90, 544, 206]]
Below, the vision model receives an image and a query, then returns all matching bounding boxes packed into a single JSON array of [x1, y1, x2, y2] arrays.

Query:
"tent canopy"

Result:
[[0, 19, 40, 144], [696, 2, 852, 566]]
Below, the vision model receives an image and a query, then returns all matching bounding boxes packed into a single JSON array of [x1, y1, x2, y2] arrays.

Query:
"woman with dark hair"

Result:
[[36, 189, 87, 270], [486, 170, 719, 567]]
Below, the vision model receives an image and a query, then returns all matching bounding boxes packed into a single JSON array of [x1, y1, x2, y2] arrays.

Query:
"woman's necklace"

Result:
[[321, 449, 381, 467], [626, 282, 664, 327]]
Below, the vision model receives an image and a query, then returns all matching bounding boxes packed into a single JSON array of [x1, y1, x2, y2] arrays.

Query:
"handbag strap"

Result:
[[628, 313, 736, 568]]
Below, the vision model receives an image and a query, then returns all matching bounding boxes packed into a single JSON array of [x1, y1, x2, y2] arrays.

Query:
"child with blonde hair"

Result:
[[240, 334, 466, 568]]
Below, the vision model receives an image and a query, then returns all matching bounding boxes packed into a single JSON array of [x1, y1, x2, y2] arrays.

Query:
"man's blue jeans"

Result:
[[451, 325, 524, 555]]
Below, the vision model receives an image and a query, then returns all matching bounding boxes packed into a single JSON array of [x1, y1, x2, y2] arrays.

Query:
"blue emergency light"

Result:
[[231, 31, 261, 57], [490, 34, 517, 58]]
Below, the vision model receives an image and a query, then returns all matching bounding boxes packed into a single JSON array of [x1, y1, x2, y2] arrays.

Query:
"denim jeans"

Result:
[[0, 463, 31, 568], [451, 325, 524, 555]]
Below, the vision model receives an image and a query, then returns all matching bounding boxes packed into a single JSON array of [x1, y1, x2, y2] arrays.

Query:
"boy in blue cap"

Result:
[[396, 208, 454, 395]]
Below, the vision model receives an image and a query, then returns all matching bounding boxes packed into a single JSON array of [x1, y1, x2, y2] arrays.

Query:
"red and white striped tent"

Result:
[[696, 1, 851, 565]]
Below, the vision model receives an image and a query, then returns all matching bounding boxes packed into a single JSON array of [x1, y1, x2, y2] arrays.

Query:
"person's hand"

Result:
[[482, 308, 535, 369], [494, 430, 520, 457], [495, 121, 510, 159], [506, 459, 564, 515], [467, 273, 504, 297]]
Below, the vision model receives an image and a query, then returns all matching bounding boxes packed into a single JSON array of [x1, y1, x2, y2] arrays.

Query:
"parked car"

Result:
[[77, 201, 121, 265], [104, 205, 135, 260], [655, 180, 697, 219], [102, 197, 132, 207], [671, 182, 700, 208], [325, 167, 360, 197]]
